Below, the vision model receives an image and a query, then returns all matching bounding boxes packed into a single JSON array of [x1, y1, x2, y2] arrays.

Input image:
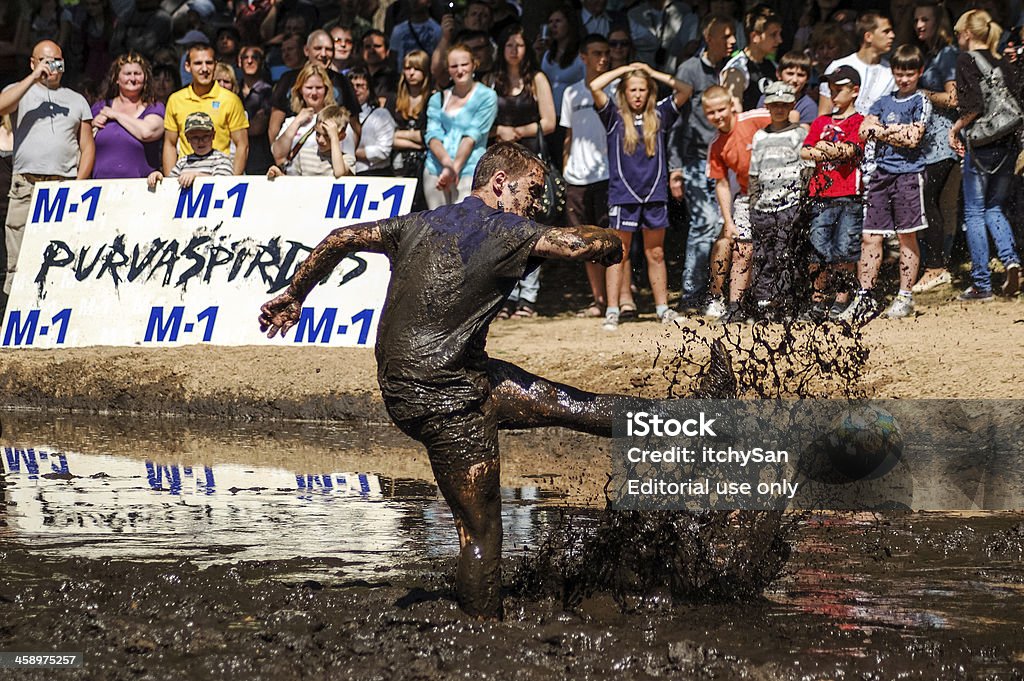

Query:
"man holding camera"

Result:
[[0, 40, 94, 311]]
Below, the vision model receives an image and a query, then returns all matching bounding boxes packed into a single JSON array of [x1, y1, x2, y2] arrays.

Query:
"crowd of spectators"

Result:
[[1, 0, 1023, 323]]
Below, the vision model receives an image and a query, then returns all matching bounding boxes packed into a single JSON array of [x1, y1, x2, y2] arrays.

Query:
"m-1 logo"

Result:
[[325, 183, 406, 219], [2, 308, 72, 346], [30, 186, 102, 224], [143, 305, 219, 342], [173, 182, 248, 219]]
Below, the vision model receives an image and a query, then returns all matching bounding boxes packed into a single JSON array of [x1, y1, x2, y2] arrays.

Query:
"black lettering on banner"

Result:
[[31, 233, 372, 296]]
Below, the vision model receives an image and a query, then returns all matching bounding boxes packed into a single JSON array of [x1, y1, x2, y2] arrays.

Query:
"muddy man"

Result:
[[260, 142, 736, 619]]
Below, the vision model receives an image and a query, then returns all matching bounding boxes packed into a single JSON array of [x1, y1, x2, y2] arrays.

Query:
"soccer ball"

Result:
[[819, 405, 904, 480]]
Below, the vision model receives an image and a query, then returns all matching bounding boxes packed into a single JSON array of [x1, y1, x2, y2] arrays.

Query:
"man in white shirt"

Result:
[[561, 34, 616, 315], [818, 12, 896, 115]]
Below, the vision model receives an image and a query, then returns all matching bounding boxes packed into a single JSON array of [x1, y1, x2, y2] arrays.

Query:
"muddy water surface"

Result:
[[1, 413, 1023, 680]]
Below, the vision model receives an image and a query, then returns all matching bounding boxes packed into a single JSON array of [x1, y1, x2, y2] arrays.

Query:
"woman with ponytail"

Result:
[[949, 8, 1021, 300]]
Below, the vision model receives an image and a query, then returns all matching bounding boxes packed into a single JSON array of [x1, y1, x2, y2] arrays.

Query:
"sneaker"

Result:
[[883, 295, 915, 319], [602, 310, 620, 331], [828, 301, 849, 320], [719, 302, 751, 325], [958, 286, 993, 302], [1002, 264, 1021, 297], [799, 301, 829, 323], [911, 270, 952, 293], [703, 297, 727, 319], [835, 292, 879, 324], [659, 308, 679, 324]]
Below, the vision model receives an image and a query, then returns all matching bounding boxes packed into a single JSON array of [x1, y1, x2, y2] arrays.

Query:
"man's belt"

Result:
[[20, 173, 73, 184]]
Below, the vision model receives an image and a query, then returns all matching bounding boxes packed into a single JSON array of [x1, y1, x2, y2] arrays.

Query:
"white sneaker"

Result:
[[659, 308, 679, 324], [602, 310, 620, 331], [883, 295, 915, 319], [836, 292, 879, 324], [911, 270, 952, 293], [703, 297, 727, 319]]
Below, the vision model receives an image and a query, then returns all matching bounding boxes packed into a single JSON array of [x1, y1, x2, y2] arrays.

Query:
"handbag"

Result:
[[964, 51, 1024, 148], [533, 125, 566, 224]]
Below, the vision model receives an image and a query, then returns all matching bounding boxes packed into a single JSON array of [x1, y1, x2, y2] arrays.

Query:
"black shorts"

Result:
[[386, 398, 498, 473]]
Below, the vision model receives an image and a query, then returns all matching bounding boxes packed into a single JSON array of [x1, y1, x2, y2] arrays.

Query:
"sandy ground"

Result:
[[1, 287, 1022, 422]]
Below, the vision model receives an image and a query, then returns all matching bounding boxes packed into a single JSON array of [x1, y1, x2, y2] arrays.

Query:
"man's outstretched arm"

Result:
[[259, 223, 386, 338], [532, 226, 623, 267]]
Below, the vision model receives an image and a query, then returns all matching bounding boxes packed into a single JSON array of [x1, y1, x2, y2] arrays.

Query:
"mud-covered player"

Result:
[[259, 142, 734, 619]]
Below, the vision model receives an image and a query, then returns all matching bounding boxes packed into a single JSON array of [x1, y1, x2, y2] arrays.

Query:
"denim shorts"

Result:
[[808, 197, 864, 264]]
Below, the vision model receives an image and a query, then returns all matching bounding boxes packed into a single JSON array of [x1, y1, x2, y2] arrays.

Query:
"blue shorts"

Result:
[[808, 197, 863, 264], [863, 170, 928, 235], [609, 202, 668, 232]]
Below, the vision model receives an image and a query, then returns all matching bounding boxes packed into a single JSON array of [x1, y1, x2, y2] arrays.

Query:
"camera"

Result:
[[47, 59, 65, 73]]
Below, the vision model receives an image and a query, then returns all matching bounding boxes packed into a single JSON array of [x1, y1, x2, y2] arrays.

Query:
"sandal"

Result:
[[620, 302, 638, 320], [512, 303, 537, 318], [495, 301, 515, 320], [575, 303, 604, 318]]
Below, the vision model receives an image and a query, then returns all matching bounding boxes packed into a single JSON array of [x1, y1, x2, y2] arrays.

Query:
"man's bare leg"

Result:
[[392, 404, 504, 619], [487, 341, 737, 434]]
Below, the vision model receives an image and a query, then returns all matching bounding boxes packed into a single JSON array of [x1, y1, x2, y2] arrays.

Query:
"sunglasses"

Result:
[[334, 37, 353, 44], [608, 40, 631, 48]]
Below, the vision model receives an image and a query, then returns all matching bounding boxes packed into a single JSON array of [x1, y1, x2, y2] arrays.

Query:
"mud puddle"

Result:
[[1, 413, 1023, 680]]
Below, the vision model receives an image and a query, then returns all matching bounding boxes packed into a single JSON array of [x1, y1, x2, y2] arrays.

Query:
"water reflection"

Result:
[[0, 443, 559, 575]]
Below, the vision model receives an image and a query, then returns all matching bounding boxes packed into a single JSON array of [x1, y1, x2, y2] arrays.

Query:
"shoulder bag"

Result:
[[533, 125, 566, 225], [964, 51, 1024, 148]]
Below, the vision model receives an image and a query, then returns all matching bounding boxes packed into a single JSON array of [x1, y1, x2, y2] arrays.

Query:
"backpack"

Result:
[[965, 51, 1024, 147]]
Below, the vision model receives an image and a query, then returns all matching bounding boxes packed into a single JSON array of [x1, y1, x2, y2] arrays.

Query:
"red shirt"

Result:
[[803, 112, 865, 198], [706, 110, 770, 194]]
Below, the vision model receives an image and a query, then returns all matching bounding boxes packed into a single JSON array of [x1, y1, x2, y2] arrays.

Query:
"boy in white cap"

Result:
[[748, 80, 810, 318]]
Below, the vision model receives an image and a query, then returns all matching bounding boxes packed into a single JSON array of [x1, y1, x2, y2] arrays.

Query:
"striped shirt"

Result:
[[170, 150, 234, 177]]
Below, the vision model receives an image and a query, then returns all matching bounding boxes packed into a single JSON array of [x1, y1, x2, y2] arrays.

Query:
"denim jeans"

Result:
[[962, 146, 1020, 291], [508, 265, 541, 305], [679, 158, 723, 305]]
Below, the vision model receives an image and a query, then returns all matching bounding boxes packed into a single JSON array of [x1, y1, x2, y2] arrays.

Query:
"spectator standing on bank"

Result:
[[562, 34, 634, 319], [329, 26, 357, 73], [627, 0, 695, 73], [800, 66, 866, 322], [109, 0, 172, 60], [591, 61, 689, 330], [818, 12, 896, 115], [269, 30, 361, 146], [90, 52, 165, 179], [949, 9, 1021, 301], [607, 26, 634, 70], [910, 0, 960, 293], [148, 111, 233, 188], [668, 14, 736, 314], [238, 45, 274, 175], [423, 43, 497, 208], [536, 5, 584, 119], [389, 49, 432, 210], [756, 52, 818, 125], [488, 23, 557, 319], [346, 66, 395, 175], [721, 9, 783, 112], [362, 29, 399, 105], [272, 63, 343, 171], [390, 0, 442, 66], [841, 45, 931, 322], [0, 40, 93, 305], [267, 104, 354, 178], [58, 0, 114, 88], [163, 42, 249, 175]]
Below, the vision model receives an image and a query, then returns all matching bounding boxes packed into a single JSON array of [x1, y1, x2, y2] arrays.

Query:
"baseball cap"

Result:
[[763, 81, 796, 104], [826, 65, 861, 87], [176, 29, 210, 46], [184, 111, 215, 134]]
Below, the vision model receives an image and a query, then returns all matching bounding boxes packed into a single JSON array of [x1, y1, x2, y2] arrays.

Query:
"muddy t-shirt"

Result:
[[375, 196, 546, 420]]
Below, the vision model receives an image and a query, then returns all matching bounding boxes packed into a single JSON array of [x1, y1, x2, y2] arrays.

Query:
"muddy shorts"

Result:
[[609, 201, 668, 232], [386, 398, 499, 475], [808, 197, 863, 264]]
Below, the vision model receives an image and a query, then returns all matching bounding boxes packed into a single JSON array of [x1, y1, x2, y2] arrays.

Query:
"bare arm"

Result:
[[801, 140, 859, 162], [562, 125, 572, 170], [714, 177, 736, 238], [720, 67, 745, 112], [107, 110, 165, 142], [393, 128, 423, 150], [259, 222, 386, 337], [268, 108, 286, 146], [589, 63, 637, 108], [449, 135, 476, 176], [230, 128, 249, 174], [162, 128, 179, 174], [77, 121, 95, 179], [0, 62, 50, 115], [925, 80, 957, 109], [532, 226, 623, 266]]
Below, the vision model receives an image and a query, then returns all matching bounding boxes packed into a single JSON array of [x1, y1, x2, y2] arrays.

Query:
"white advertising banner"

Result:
[[2, 176, 415, 348]]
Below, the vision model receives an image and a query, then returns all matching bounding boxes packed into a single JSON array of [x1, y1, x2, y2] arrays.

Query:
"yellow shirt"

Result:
[[164, 82, 249, 156]]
